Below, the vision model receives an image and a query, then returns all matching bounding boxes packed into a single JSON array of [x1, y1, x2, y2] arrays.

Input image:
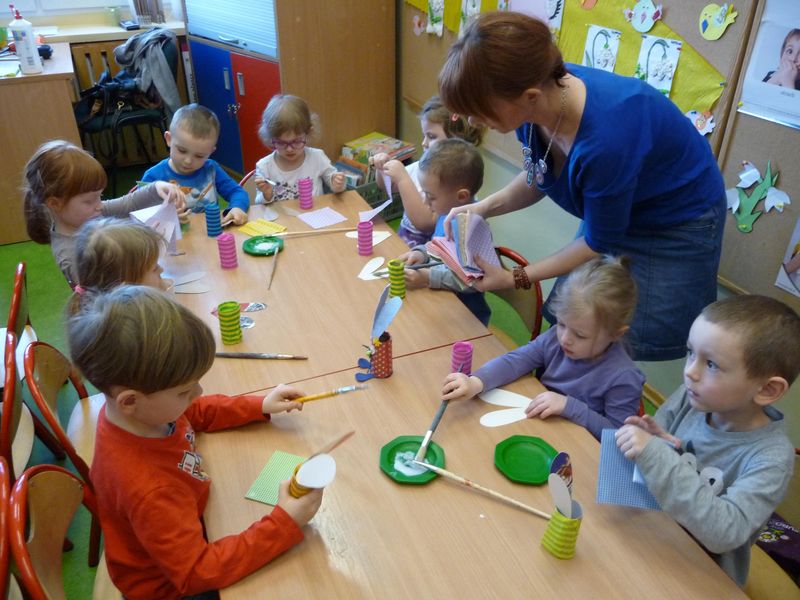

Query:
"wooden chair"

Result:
[[489, 247, 543, 350], [9, 464, 121, 600], [2, 332, 35, 483], [0, 457, 23, 599], [3, 263, 65, 462], [23, 340, 105, 567], [240, 169, 259, 205]]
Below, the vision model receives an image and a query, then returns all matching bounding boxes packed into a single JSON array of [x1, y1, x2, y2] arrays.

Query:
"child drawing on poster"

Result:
[[583, 25, 621, 72], [634, 35, 682, 97], [775, 217, 800, 298], [763, 28, 800, 90]]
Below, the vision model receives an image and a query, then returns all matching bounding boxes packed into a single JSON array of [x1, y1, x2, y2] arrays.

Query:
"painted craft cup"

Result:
[[541, 501, 583, 560], [288, 453, 336, 498], [298, 177, 313, 210], [371, 331, 393, 378], [387, 259, 406, 299], [357, 220, 374, 256], [217, 232, 238, 268], [217, 301, 243, 345], [205, 203, 222, 237], [451, 340, 473, 375]]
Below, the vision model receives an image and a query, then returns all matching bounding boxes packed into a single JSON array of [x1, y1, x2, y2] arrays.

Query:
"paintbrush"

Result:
[[296, 384, 368, 404], [215, 352, 307, 360], [267, 247, 279, 290], [274, 227, 357, 238], [413, 461, 551, 520], [414, 362, 464, 461], [308, 430, 355, 459]]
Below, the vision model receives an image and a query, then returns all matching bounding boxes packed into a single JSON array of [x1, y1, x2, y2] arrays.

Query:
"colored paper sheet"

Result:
[[359, 199, 393, 222], [583, 25, 621, 72], [238, 219, 287, 237], [297, 207, 348, 229], [634, 34, 682, 97], [130, 200, 182, 254], [558, 0, 724, 114], [246, 450, 305, 506], [596, 429, 661, 511]]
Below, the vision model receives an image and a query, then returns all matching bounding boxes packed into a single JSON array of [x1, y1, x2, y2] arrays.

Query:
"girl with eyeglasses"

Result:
[[254, 94, 346, 203]]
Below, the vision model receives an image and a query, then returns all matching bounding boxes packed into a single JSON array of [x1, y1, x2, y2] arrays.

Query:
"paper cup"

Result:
[[217, 301, 242, 345], [541, 501, 583, 559], [387, 259, 406, 299], [371, 331, 393, 378]]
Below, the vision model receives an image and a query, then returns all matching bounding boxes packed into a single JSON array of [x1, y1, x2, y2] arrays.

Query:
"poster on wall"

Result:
[[739, 0, 800, 130], [775, 216, 800, 299]]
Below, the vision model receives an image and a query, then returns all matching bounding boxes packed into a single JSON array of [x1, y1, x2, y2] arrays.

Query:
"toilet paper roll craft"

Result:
[[356, 285, 403, 382]]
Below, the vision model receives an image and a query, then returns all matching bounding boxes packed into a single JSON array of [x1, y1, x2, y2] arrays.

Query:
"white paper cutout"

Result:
[[634, 34, 682, 97], [765, 187, 791, 212], [426, 0, 443, 36], [725, 187, 740, 212], [548, 473, 573, 518], [359, 199, 393, 222], [624, 0, 663, 33], [173, 281, 211, 294], [412, 13, 426, 36], [685, 110, 716, 135], [297, 207, 347, 229], [130, 200, 182, 254], [346, 230, 392, 246], [295, 454, 336, 488], [479, 407, 528, 427], [479, 389, 531, 408], [775, 217, 800, 298], [582, 25, 621, 72], [737, 161, 762, 188], [508, 0, 548, 22], [699, 3, 737, 41], [357, 257, 386, 281]]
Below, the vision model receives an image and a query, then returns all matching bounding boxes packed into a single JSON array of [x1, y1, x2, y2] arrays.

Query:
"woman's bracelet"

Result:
[[512, 266, 532, 290]]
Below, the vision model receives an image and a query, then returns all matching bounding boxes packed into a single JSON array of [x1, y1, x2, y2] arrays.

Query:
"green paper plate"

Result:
[[242, 235, 284, 256], [379, 435, 445, 485], [494, 435, 557, 485]]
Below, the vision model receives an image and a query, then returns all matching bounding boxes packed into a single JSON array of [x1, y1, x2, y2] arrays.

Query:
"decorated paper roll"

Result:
[[451, 341, 473, 375], [205, 203, 222, 237], [289, 453, 337, 498], [298, 177, 313, 210], [541, 501, 583, 559], [387, 259, 406, 299], [217, 301, 242, 345], [217, 232, 238, 269], [357, 220, 374, 256], [371, 331, 393, 378]]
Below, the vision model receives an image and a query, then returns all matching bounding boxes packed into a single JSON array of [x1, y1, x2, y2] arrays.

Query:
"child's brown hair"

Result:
[[23, 140, 107, 244], [68, 285, 215, 395], [418, 138, 484, 196], [68, 218, 164, 315], [170, 103, 221, 141], [419, 96, 485, 146], [701, 295, 800, 385], [549, 255, 638, 335], [258, 94, 317, 144]]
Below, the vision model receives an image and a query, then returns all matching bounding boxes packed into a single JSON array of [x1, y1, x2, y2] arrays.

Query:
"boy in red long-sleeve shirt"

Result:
[[68, 285, 322, 600]]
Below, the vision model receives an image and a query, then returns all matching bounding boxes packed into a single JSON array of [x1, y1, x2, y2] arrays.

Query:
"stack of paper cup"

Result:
[[205, 203, 222, 237], [451, 341, 473, 375], [298, 177, 313, 210], [217, 301, 242, 345], [541, 502, 583, 560], [371, 332, 393, 378], [217, 232, 238, 269], [289, 454, 336, 498], [387, 259, 406, 298], [357, 220, 373, 256]]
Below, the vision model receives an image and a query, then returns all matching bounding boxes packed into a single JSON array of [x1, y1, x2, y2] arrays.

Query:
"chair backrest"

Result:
[[0, 456, 9, 599], [2, 332, 29, 482], [9, 465, 97, 600], [7, 263, 30, 341], [492, 247, 543, 343], [23, 342, 94, 485], [240, 169, 258, 205]]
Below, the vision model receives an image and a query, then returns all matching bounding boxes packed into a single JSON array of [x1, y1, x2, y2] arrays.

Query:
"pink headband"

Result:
[[74, 284, 85, 295]]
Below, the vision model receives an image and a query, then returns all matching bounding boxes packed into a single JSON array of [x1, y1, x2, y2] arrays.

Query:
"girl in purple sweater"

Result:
[[442, 255, 645, 440]]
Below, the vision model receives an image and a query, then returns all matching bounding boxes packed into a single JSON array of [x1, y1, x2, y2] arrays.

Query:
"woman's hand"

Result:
[[470, 255, 515, 292], [443, 203, 483, 239]]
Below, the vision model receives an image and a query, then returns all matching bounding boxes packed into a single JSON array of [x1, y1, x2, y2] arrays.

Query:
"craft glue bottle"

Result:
[[9, 9, 42, 74]]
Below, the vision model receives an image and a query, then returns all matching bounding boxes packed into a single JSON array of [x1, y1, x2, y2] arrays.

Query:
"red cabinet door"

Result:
[[230, 51, 281, 174]]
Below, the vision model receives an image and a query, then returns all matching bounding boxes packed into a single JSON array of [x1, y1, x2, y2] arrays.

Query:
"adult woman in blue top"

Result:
[[440, 11, 726, 361]]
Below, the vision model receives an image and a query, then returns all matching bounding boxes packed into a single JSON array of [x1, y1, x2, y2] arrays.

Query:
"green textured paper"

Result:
[[245, 450, 305, 506]]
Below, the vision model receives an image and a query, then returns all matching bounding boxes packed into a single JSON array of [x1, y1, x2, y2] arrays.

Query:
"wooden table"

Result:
[[198, 337, 745, 599], [165, 192, 490, 396]]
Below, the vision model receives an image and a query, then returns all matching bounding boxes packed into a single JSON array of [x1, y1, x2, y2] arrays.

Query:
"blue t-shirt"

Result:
[[516, 64, 724, 253], [141, 158, 250, 214]]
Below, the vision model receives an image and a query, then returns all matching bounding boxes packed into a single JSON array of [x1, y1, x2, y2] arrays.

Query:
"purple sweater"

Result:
[[473, 327, 645, 440]]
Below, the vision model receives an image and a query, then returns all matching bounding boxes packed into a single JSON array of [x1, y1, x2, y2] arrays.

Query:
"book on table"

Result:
[[425, 212, 501, 284]]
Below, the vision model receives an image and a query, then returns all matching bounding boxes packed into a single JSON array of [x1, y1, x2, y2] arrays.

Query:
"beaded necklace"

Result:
[[522, 86, 567, 187]]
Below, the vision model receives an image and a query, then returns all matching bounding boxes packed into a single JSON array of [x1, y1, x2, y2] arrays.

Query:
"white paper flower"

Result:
[[725, 187, 740, 212], [765, 187, 791, 213], [737, 161, 761, 188]]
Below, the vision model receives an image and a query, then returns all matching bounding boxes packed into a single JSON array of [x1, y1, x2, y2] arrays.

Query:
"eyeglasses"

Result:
[[270, 137, 307, 150]]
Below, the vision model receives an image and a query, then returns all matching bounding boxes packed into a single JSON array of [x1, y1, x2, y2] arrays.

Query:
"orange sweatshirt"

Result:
[[91, 394, 304, 599]]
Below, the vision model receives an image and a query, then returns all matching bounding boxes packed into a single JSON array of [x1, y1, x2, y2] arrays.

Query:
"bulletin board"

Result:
[[400, 0, 758, 165], [717, 0, 800, 312]]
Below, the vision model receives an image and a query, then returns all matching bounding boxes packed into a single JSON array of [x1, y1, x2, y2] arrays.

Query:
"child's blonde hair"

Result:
[[170, 103, 220, 140], [67, 218, 164, 315], [549, 255, 637, 334], [701, 295, 800, 385], [23, 140, 107, 244], [420, 96, 486, 146], [68, 285, 215, 395], [418, 138, 484, 196], [258, 94, 316, 144]]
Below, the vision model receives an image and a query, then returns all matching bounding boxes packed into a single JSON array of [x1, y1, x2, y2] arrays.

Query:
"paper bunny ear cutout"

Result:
[[371, 285, 402, 340]]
